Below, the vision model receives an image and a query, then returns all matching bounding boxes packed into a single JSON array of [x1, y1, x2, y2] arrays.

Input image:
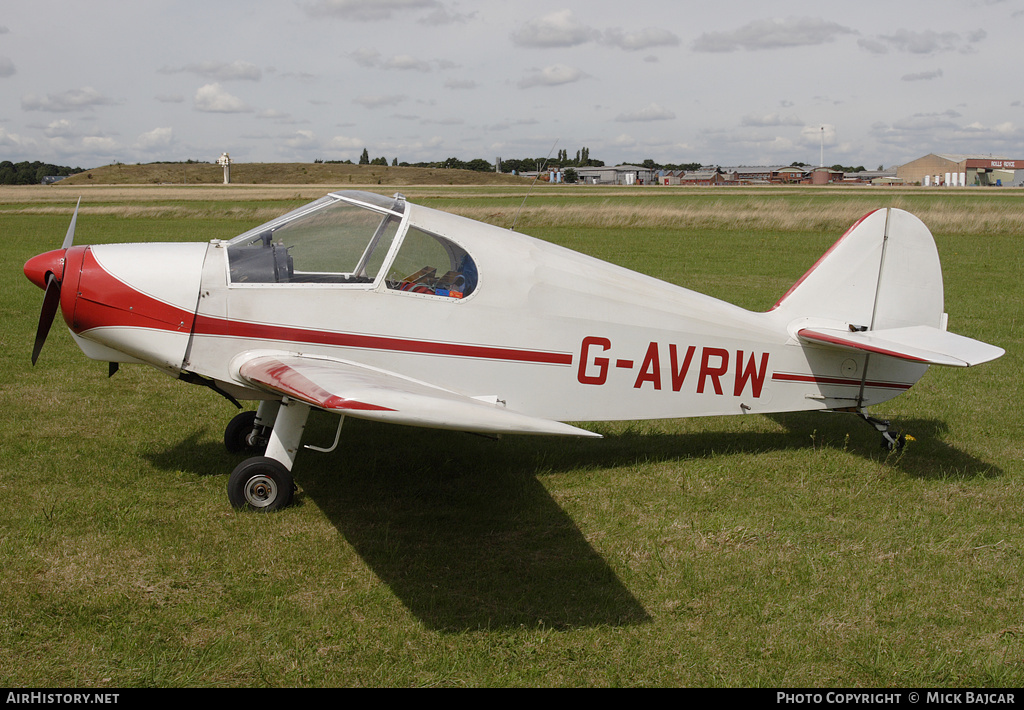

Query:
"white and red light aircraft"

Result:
[[24, 192, 1003, 511]]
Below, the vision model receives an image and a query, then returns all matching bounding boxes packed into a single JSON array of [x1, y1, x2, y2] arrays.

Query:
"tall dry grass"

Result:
[[452, 196, 1024, 235], [4, 185, 1023, 236]]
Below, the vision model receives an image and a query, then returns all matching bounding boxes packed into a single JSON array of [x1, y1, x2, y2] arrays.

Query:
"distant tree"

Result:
[[664, 162, 703, 172], [563, 168, 578, 183], [464, 158, 493, 172], [578, 147, 602, 166], [392, 158, 398, 166], [359, 148, 370, 165], [830, 164, 866, 173], [0, 160, 83, 185], [499, 158, 528, 174]]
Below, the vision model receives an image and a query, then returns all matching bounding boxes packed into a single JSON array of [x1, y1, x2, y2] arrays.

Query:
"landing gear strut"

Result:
[[225, 398, 310, 511], [858, 410, 906, 452]]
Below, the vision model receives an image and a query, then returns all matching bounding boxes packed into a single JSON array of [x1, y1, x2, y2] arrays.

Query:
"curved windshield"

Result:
[[227, 192, 404, 285]]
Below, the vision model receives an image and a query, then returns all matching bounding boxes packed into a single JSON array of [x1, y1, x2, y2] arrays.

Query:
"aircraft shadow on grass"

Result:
[[147, 409, 1000, 632]]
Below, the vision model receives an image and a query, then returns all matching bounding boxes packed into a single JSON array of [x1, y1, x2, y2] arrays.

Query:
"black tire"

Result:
[[224, 410, 268, 455], [228, 457, 294, 511], [882, 432, 907, 452]]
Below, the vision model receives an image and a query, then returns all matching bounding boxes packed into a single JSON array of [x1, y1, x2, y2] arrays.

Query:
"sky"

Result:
[[2, 0, 1022, 170]]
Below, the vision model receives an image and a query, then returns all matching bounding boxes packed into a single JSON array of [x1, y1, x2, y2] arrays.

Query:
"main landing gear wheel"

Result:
[[228, 456, 294, 511], [224, 410, 269, 455]]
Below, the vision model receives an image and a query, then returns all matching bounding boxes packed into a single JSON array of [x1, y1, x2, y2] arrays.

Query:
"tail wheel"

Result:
[[228, 457, 294, 511]]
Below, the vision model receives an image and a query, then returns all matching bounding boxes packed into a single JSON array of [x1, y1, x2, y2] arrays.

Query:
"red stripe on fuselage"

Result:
[[68, 248, 572, 367], [193, 314, 574, 366], [771, 372, 912, 390]]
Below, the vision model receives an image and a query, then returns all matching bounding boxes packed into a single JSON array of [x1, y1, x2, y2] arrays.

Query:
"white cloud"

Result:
[[257, 109, 298, 123], [82, 135, 118, 152], [902, 69, 944, 82], [0, 56, 15, 78], [518, 64, 589, 89], [134, 127, 174, 151], [43, 120, 77, 139], [284, 130, 319, 150], [22, 87, 121, 112], [160, 61, 262, 81], [303, 0, 441, 22], [511, 10, 599, 48], [353, 94, 407, 108], [693, 17, 856, 52], [603, 27, 680, 52], [193, 83, 251, 113], [741, 113, 803, 127], [614, 103, 676, 123], [348, 48, 436, 72], [860, 29, 983, 55], [349, 48, 381, 68], [418, 5, 474, 25], [0, 126, 32, 150], [383, 54, 432, 72]]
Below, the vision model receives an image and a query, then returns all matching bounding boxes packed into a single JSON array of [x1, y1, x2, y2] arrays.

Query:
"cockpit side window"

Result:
[[227, 196, 402, 285], [385, 227, 477, 299]]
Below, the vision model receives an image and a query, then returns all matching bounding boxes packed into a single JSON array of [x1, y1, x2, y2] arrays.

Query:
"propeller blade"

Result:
[[62, 197, 80, 250], [32, 273, 62, 365], [30, 198, 80, 364]]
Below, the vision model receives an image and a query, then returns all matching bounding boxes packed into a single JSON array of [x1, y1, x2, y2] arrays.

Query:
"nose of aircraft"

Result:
[[24, 249, 66, 290]]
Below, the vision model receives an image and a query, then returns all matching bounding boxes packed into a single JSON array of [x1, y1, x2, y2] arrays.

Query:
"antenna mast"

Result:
[[511, 139, 559, 232]]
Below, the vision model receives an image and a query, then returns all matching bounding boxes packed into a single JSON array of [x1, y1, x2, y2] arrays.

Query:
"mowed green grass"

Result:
[[1, 186, 1021, 687]]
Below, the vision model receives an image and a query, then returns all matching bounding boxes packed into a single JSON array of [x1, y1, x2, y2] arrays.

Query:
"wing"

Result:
[[234, 352, 601, 438], [798, 325, 1004, 367]]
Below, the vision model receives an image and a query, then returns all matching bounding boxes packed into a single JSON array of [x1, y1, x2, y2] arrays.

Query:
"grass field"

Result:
[[1, 184, 1021, 687]]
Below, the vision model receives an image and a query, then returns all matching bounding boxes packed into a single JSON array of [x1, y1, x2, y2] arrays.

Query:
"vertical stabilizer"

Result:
[[773, 208, 945, 331]]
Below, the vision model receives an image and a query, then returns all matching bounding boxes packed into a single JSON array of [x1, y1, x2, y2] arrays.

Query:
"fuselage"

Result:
[[25, 191, 928, 425]]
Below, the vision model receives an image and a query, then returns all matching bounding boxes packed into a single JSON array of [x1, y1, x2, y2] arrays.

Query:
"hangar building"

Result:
[[897, 153, 1022, 186]]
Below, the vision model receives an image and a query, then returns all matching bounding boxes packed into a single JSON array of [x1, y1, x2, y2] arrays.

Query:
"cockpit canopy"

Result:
[[226, 191, 477, 299]]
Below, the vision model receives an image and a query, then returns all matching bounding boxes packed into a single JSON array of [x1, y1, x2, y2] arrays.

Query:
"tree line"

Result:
[[0, 161, 83, 185], [338, 148, 716, 175]]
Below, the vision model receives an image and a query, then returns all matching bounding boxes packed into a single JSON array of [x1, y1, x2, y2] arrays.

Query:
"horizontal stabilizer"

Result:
[[236, 352, 601, 438], [798, 326, 1004, 368]]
